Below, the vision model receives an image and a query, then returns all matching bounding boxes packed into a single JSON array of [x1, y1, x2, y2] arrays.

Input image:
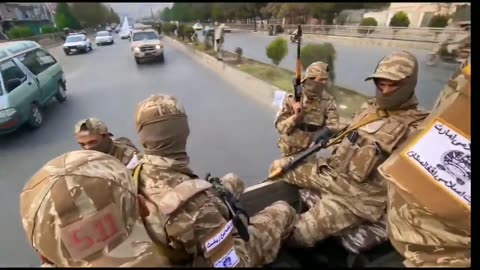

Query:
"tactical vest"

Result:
[[133, 164, 214, 265], [112, 137, 139, 166], [327, 107, 428, 183], [279, 95, 331, 156]]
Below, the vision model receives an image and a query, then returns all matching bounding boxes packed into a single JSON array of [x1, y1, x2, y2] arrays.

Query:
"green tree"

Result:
[[278, 3, 309, 24], [389, 11, 410, 27], [55, 3, 80, 29], [358, 17, 378, 34], [211, 3, 224, 21], [71, 3, 111, 28], [192, 3, 213, 21], [428, 14, 450, 28], [160, 7, 172, 21], [108, 7, 121, 24], [300, 43, 337, 84], [266, 37, 288, 66]]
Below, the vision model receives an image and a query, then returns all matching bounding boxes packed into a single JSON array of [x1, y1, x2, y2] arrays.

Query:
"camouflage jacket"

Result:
[[432, 70, 469, 111], [380, 69, 471, 268], [275, 92, 339, 156], [137, 155, 256, 267], [385, 184, 470, 267], [319, 101, 429, 221], [111, 137, 141, 167]]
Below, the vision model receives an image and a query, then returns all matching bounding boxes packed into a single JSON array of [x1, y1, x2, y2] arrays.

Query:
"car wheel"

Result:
[[27, 103, 43, 128], [158, 53, 165, 63], [111, 40, 114, 45], [135, 57, 141, 64], [64, 51, 70, 56], [89, 44, 93, 51], [55, 83, 67, 103], [97, 43, 100, 46]]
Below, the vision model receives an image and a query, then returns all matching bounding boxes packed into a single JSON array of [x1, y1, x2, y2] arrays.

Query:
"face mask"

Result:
[[303, 79, 326, 99], [375, 74, 417, 110]]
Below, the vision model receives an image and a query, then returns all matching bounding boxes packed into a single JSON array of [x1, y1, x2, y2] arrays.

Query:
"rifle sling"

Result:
[[323, 109, 392, 148]]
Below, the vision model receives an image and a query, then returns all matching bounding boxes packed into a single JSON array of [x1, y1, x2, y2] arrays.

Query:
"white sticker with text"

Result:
[[214, 247, 240, 268], [404, 120, 470, 206], [204, 221, 234, 253], [272, 90, 287, 109]]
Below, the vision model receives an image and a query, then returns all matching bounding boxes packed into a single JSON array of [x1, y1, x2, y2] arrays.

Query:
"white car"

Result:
[[95, 31, 114, 45], [130, 29, 164, 64], [193, 22, 203, 31], [63, 34, 92, 55]]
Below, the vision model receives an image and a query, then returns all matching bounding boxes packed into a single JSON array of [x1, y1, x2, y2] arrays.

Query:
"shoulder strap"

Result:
[[133, 163, 143, 189], [326, 110, 389, 147], [133, 162, 191, 264]]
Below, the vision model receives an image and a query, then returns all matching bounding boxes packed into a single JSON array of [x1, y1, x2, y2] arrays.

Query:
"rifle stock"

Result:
[[263, 125, 349, 182], [205, 173, 250, 242]]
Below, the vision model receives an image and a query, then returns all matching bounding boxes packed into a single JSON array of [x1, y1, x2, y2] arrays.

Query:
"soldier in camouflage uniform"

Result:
[[74, 117, 140, 168], [432, 55, 470, 110], [270, 51, 429, 248], [134, 94, 296, 267], [378, 63, 471, 267], [275, 61, 339, 157], [20, 150, 171, 267]]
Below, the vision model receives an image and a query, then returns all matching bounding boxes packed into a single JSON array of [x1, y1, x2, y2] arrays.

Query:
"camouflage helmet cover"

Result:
[[302, 61, 330, 82], [20, 150, 169, 267], [74, 118, 113, 137], [135, 94, 187, 132], [365, 51, 417, 82]]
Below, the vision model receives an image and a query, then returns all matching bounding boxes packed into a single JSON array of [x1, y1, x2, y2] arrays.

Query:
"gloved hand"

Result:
[[220, 173, 245, 199]]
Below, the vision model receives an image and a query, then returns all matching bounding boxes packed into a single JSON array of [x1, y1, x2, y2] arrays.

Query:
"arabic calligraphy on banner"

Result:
[[205, 221, 234, 253], [403, 119, 471, 207]]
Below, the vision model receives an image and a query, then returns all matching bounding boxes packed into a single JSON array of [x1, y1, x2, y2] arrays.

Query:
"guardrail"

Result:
[[227, 23, 468, 43]]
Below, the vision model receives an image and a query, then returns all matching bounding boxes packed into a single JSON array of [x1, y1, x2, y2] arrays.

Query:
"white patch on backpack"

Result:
[[125, 154, 140, 170], [214, 247, 240, 268], [204, 221, 234, 253]]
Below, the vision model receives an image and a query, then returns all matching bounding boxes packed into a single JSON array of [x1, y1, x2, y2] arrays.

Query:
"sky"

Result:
[[107, 2, 173, 19]]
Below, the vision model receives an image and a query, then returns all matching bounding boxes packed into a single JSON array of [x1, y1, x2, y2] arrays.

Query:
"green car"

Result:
[[0, 40, 67, 135]]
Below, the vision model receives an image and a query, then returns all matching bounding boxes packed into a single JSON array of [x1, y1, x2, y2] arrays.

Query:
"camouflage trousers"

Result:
[[221, 173, 297, 266], [269, 158, 361, 248]]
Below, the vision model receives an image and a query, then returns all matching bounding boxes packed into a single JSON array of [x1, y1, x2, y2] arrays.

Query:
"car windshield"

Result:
[[132, 32, 157, 41], [66, 36, 83, 42], [97, 31, 109, 37]]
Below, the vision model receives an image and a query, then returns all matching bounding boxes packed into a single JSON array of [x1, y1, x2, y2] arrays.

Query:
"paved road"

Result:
[[220, 31, 459, 110], [0, 35, 281, 266]]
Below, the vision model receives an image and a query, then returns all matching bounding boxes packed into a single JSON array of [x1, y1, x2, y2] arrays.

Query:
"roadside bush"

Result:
[[389, 11, 410, 27], [7, 27, 35, 39], [205, 30, 215, 48], [275, 24, 284, 34], [162, 22, 177, 35], [41, 26, 60, 34], [203, 32, 214, 50], [428, 14, 450, 28], [235, 47, 243, 63], [358, 17, 378, 34], [300, 43, 337, 84], [266, 37, 288, 66], [184, 27, 195, 41], [177, 24, 186, 40]]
